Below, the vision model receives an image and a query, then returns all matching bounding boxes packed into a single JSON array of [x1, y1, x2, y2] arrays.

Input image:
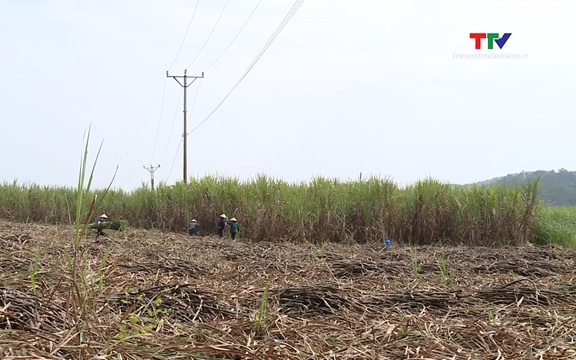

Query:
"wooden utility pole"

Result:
[[166, 69, 204, 184]]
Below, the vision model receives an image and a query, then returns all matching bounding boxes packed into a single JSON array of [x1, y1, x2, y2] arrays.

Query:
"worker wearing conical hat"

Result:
[[96, 213, 109, 236], [227, 217, 240, 240], [188, 218, 199, 236]]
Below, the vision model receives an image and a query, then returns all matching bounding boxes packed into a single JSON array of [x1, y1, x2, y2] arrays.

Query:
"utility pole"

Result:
[[143, 164, 161, 191], [166, 69, 204, 184]]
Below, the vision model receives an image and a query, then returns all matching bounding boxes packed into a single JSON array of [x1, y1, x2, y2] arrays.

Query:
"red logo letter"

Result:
[[470, 33, 487, 49]]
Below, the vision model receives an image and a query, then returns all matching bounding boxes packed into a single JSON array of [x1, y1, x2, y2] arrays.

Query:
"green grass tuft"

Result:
[[534, 206, 576, 247]]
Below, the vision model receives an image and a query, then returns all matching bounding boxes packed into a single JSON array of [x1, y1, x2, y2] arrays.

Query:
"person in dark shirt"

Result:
[[188, 219, 199, 236], [217, 214, 227, 238]]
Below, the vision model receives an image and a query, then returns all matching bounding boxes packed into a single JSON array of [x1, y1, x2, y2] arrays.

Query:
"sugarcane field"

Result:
[[2, 1, 575, 359], [2, 219, 576, 359]]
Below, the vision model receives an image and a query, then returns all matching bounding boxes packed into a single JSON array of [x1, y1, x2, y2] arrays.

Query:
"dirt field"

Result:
[[1, 220, 576, 359]]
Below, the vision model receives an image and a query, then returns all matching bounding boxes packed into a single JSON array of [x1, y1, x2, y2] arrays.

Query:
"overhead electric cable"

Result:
[[159, 91, 182, 165], [205, 0, 263, 71], [189, 78, 203, 126], [168, 0, 200, 72], [187, 0, 231, 69], [149, 77, 168, 164], [166, 137, 183, 182], [190, 0, 305, 134]]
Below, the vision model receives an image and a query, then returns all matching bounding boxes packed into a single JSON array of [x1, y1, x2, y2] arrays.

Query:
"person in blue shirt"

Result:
[[217, 214, 227, 238]]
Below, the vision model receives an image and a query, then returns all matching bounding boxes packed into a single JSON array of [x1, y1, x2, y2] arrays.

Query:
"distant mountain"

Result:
[[475, 169, 576, 206]]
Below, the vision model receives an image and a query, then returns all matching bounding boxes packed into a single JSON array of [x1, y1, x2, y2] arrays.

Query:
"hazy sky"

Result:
[[1, 1, 574, 190]]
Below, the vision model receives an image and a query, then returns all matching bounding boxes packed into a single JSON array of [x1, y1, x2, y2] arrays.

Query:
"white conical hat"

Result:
[[230, 217, 237, 222], [99, 214, 109, 219], [220, 214, 227, 218]]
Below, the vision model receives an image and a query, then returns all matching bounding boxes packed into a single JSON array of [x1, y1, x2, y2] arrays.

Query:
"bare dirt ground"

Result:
[[1, 220, 576, 359]]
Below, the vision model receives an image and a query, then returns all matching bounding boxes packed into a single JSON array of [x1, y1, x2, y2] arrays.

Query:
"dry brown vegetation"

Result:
[[1, 220, 576, 359]]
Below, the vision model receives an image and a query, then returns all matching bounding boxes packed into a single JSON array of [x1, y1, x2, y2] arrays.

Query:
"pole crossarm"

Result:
[[143, 164, 161, 191]]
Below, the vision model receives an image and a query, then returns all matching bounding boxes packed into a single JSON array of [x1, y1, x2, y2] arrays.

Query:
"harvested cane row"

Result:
[[1, 221, 576, 359], [0, 288, 69, 333]]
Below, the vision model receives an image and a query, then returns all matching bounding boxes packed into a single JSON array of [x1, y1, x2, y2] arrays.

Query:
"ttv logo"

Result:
[[470, 33, 512, 50]]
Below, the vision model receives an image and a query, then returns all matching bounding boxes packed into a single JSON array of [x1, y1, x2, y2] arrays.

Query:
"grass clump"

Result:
[[534, 206, 576, 247], [438, 251, 452, 285]]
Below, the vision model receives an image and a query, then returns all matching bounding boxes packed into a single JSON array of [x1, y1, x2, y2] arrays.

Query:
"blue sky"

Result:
[[1, 0, 574, 190]]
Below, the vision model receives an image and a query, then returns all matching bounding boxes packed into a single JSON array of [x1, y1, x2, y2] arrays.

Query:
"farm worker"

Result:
[[188, 219, 199, 236], [227, 217, 240, 240], [217, 214, 227, 238], [96, 213, 109, 236], [97, 213, 109, 223]]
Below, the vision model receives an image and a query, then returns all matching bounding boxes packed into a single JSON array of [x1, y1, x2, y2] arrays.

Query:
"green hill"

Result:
[[476, 169, 576, 206]]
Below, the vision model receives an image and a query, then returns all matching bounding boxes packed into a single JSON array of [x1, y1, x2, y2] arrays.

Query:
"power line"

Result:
[[186, 0, 231, 69], [189, 78, 203, 127], [168, 0, 200, 72], [205, 0, 263, 71], [166, 137, 183, 182], [190, 0, 306, 134], [159, 90, 182, 165], [149, 77, 168, 164], [114, 166, 144, 188]]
